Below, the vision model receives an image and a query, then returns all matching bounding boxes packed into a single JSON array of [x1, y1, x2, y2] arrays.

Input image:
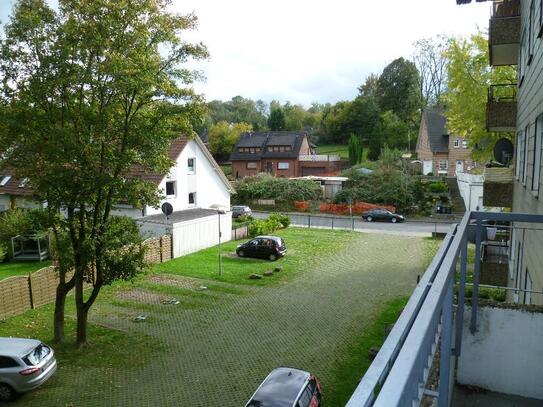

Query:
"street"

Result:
[[252, 211, 454, 237]]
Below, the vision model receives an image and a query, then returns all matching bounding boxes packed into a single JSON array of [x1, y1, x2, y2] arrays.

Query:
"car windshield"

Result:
[[23, 344, 50, 366]]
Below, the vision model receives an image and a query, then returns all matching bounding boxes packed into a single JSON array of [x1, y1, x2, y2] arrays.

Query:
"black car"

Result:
[[362, 209, 405, 223], [236, 236, 286, 261], [245, 367, 322, 407]]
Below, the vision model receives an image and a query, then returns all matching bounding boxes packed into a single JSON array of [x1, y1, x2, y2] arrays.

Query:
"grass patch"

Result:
[[0, 260, 52, 280], [316, 144, 349, 160], [325, 297, 408, 405], [152, 227, 358, 285], [0, 301, 157, 370]]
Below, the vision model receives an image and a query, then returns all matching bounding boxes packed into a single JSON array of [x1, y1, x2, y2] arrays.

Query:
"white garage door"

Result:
[[423, 160, 433, 175], [172, 214, 232, 258]]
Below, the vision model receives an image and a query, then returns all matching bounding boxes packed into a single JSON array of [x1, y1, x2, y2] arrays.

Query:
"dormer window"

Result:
[[0, 176, 11, 186], [462, 140, 468, 149], [454, 139, 460, 148], [18, 178, 29, 188]]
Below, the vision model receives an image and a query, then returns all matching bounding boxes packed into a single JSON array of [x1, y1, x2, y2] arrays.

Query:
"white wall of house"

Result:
[[171, 213, 231, 258], [145, 139, 231, 216], [456, 172, 484, 211], [457, 305, 543, 400]]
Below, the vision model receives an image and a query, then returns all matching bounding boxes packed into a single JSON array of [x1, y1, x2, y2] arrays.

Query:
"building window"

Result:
[[255, 147, 261, 152], [439, 160, 448, 171], [188, 158, 195, 174], [246, 162, 257, 169], [519, 28, 526, 85], [0, 175, 12, 186], [529, 0, 535, 64], [285, 146, 292, 152], [462, 140, 468, 149], [188, 192, 196, 206], [453, 139, 460, 148], [523, 125, 529, 186], [533, 115, 543, 194], [278, 162, 289, 170], [18, 178, 29, 188], [515, 131, 522, 180], [165, 181, 176, 197]]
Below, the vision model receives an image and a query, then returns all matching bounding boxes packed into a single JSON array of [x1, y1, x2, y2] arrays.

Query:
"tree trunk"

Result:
[[76, 303, 88, 348], [53, 285, 67, 343]]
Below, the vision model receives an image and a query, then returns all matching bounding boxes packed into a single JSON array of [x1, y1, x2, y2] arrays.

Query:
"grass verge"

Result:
[[0, 260, 52, 281], [152, 227, 358, 285], [325, 297, 408, 405]]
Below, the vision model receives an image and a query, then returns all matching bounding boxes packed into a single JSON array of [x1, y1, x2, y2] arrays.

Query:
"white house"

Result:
[[122, 135, 235, 258]]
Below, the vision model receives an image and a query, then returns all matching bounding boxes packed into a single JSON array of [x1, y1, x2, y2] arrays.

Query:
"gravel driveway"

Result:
[[15, 232, 428, 406]]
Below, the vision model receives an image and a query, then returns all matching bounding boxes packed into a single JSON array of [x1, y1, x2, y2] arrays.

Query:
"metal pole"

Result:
[[438, 279, 454, 407], [218, 212, 222, 277], [332, 216, 334, 230], [308, 214, 311, 228], [455, 233, 468, 356], [470, 219, 483, 333]]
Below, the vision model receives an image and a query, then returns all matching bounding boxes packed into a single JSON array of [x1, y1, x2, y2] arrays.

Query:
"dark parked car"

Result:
[[236, 236, 286, 261], [245, 367, 322, 407], [231, 205, 252, 218], [362, 209, 405, 223]]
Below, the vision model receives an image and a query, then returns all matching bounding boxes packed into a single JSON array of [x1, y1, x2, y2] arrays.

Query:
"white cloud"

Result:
[[174, 0, 490, 106]]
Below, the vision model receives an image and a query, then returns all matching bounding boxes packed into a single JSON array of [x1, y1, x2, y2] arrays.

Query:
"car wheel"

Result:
[[269, 254, 277, 261], [0, 383, 16, 402], [238, 250, 245, 257], [391, 217, 397, 223], [367, 216, 373, 222]]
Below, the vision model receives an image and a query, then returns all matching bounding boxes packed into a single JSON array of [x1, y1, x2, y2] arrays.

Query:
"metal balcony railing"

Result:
[[492, 0, 520, 18], [346, 211, 543, 407], [488, 83, 517, 102]]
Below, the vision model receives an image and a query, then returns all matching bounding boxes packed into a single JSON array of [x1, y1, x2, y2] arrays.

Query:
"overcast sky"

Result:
[[1, 0, 490, 107]]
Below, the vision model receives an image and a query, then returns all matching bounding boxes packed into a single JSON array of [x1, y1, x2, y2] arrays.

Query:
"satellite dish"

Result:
[[493, 138, 514, 166], [161, 202, 173, 217]]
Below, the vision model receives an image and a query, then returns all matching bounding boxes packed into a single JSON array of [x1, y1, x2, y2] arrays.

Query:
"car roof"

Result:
[[0, 337, 41, 356], [247, 367, 310, 407], [254, 236, 282, 241]]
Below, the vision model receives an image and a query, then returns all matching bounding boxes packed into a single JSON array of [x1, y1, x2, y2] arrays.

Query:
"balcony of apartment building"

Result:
[[489, 0, 520, 66], [346, 211, 543, 407], [487, 83, 517, 132]]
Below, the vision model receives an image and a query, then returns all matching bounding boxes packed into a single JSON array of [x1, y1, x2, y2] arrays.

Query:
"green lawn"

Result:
[[316, 144, 349, 159], [153, 227, 357, 285], [0, 260, 52, 280]]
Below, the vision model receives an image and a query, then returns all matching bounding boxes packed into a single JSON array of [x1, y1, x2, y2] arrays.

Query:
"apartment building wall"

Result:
[[511, 0, 543, 305]]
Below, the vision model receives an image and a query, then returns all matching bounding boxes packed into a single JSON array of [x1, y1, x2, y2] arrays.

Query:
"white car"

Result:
[[0, 338, 57, 401]]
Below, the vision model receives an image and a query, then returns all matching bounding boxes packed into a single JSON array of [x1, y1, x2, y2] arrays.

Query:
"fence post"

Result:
[[28, 273, 35, 310], [159, 236, 163, 263], [332, 216, 334, 230], [470, 219, 483, 333], [308, 214, 311, 228], [352, 217, 354, 230]]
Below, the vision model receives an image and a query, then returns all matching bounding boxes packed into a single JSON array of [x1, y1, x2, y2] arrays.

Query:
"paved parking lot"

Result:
[[14, 231, 429, 406]]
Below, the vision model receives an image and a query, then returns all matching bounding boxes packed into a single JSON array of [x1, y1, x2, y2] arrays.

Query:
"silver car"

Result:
[[231, 205, 252, 218], [0, 338, 57, 401]]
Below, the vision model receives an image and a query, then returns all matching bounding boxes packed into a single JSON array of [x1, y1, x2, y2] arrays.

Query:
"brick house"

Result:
[[230, 131, 342, 178], [415, 108, 477, 176]]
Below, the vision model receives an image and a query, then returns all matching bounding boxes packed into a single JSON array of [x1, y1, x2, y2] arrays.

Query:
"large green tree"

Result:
[[444, 33, 516, 161], [0, 0, 207, 346], [208, 121, 252, 158], [268, 102, 286, 131], [205, 96, 268, 131], [376, 57, 422, 124]]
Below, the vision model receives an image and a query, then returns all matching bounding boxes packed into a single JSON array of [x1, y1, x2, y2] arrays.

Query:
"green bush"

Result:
[[248, 219, 270, 237], [428, 182, 448, 193], [0, 244, 6, 263], [233, 174, 322, 203], [268, 213, 290, 228]]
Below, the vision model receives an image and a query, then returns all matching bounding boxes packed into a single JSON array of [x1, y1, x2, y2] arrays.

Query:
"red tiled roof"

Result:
[[125, 136, 189, 184], [0, 167, 34, 197]]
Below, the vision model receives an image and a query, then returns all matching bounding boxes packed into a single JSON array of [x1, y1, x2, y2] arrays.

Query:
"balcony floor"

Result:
[[453, 385, 542, 407]]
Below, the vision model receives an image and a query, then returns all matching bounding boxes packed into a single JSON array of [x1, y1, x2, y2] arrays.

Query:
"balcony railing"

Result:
[[346, 211, 543, 407], [492, 0, 520, 18], [487, 84, 517, 131], [489, 0, 520, 66], [298, 154, 341, 162]]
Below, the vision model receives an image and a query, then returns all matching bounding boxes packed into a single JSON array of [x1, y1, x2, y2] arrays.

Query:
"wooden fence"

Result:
[[231, 225, 249, 241], [0, 235, 173, 320]]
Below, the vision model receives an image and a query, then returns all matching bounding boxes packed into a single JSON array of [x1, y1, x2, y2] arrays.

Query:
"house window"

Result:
[[453, 139, 460, 148], [519, 28, 526, 85], [0, 175, 11, 186], [285, 146, 292, 152], [523, 125, 529, 186], [255, 147, 261, 152], [18, 178, 29, 188], [515, 130, 522, 180], [439, 160, 448, 171], [529, 0, 535, 64], [188, 158, 195, 174], [533, 115, 543, 194], [462, 140, 468, 149], [165, 181, 176, 197], [188, 192, 196, 206], [246, 162, 257, 169], [278, 162, 289, 170]]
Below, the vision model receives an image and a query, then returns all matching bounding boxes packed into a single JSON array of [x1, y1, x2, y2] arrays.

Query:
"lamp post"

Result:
[[217, 209, 226, 276]]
